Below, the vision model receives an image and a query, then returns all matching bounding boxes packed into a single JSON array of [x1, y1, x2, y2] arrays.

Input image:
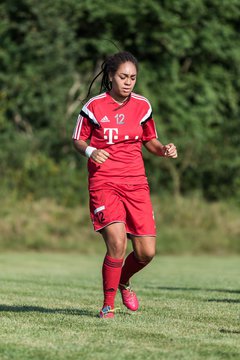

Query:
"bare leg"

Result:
[[131, 236, 156, 262], [101, 222, 127, 258]]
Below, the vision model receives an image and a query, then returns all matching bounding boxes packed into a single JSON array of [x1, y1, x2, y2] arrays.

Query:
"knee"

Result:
[[105, 236, 127, 259], [135, 249, 155, 264], [102, 224, 127, 259], [109, 240, 127, 258]]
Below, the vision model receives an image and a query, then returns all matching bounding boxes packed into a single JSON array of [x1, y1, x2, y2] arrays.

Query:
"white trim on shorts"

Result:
[[95, 220, 126, 232], [127, 232, 156, 237], [95, 221, 156, 237]]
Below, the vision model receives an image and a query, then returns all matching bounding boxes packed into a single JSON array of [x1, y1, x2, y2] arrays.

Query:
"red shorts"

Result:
[[89, 182, 156, 236]]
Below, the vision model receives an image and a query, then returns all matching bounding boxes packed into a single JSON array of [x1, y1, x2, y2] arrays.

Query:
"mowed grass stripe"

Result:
[[0, 254, 239, 360]]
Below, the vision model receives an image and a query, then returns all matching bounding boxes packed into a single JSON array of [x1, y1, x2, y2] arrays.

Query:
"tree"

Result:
[[0, 0, 239, 204]]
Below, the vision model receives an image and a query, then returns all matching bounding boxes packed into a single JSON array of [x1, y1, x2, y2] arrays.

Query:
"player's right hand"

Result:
[[91, 149, 110, 164]]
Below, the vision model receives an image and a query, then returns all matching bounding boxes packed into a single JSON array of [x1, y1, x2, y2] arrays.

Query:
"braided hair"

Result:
[[84, 51, 138, 102]]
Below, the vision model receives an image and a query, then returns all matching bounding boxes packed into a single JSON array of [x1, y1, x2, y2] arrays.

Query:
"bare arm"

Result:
[[144, 138, 178, 158], [72, 139, 110, 164]]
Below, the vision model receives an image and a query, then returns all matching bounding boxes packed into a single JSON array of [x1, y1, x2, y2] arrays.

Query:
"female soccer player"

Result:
[[72, 51, 177, 318]]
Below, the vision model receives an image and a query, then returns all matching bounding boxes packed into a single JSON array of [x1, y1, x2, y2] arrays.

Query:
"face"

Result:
[[109, 61, 137, 101]]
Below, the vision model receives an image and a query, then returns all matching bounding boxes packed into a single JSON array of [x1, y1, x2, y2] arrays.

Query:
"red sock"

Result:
[[102, 254, 124, 308], [119, 251, 150, 286]]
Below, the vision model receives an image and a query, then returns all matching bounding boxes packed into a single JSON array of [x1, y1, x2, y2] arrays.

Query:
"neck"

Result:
[[109, 91, 129, 104]]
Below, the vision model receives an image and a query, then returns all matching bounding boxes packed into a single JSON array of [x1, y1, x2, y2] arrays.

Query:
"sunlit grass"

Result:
[[0, 253, 239, 360]]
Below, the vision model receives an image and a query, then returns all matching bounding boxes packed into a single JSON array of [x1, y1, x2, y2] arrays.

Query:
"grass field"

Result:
[[0, 253, 239, 360]]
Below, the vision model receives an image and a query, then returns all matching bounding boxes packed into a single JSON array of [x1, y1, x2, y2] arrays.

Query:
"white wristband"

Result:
[[85, 146, 97, 158]]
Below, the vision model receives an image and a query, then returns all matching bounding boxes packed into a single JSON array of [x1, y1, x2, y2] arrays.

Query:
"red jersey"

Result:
[[72, 92, 158, 189]]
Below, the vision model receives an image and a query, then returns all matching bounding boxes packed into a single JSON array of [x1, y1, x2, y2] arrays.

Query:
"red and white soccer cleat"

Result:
[[99, 305, 116, 319], [119, 283, 139, 311]]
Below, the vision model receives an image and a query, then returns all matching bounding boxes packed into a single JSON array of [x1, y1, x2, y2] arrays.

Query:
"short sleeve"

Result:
[[72, 114, 93, 141], [142, 118, 158, 142]]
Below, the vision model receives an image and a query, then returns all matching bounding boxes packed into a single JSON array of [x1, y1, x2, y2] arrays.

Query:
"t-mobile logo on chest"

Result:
[[103, 128, 139, 144], [104, 128, 118, 144]]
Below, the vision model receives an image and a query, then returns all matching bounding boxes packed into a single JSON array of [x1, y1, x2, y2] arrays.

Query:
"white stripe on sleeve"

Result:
[[72, 115, 84, 140]]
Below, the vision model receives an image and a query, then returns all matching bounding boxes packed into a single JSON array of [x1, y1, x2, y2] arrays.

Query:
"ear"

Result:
[[109, 73, 113, 82]]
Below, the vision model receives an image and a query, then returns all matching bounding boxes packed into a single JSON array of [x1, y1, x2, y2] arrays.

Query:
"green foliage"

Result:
[[0, 0, 240, 204]]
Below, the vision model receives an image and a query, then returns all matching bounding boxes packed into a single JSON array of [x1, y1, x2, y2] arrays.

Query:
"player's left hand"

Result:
[[164, 143, 178, 158]]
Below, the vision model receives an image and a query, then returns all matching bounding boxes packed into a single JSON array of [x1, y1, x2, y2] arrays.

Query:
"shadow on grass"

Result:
[[207, 299, 240, 304], [147, 286, 240, 294], [146, 286, 240, 304], [220, 328, 240, 335], [0, 304, 96, 317]]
